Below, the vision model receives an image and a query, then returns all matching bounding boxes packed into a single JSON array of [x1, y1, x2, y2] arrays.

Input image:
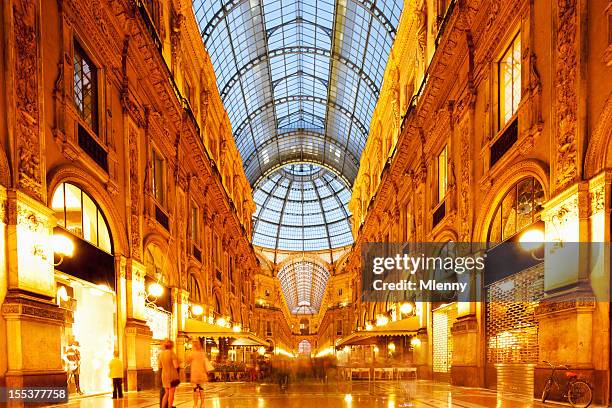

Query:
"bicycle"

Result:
[[541, 360, 592, 407]]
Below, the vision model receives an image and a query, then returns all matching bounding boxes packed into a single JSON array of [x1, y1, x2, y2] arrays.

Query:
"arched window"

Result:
[[188, 274, 202, 303], [144, 244, 168, 284], [51, 182, 112, 253], [298, 340, 311, 355], [487, 177, 544, 243]]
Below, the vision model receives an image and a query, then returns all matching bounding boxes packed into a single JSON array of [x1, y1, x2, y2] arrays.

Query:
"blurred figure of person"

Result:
[[186, 339, 210, 408], [109, 351, 123, 399], [159, 340, 180, 408]]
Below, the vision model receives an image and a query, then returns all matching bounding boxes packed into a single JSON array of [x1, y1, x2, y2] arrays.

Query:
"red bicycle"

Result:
[[541, 361, 592, 407]]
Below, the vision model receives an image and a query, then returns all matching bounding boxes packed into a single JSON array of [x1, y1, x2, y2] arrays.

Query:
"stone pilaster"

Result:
[[534, 175, 610, 404], [0, 189, 67, 404], [413, 327, 431, 380], [450, 314, 481, 387], [124, 260, 153, 391], [124, 318, 153, 391]]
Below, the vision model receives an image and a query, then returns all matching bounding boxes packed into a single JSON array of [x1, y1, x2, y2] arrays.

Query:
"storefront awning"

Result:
[[184, 318, 235, 336], [230, 334, 268, 347], [336, 317, 420, 347], [184, 319, 267, 346]]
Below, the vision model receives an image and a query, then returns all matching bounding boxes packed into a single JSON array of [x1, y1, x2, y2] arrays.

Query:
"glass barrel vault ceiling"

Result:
[[193, 0, 403, 253], [278, 260, 330, 314]]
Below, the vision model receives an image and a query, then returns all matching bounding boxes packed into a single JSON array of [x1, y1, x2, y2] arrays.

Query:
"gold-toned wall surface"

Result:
[[0, 0, 258, 396], [336, 0, 612, 404]]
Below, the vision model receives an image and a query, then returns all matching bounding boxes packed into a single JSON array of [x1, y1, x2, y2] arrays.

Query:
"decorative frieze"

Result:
[[13, 0, 44, 200], [553, 0, 579, 190]]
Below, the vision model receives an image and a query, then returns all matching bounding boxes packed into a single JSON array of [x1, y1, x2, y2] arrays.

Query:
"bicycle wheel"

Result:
[[541, 378, 552, 403], [567, 380, 592, 408]]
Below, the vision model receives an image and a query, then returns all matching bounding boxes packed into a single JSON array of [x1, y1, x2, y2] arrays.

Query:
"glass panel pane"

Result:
[[64, 183, 83, 238], [51, 184, 66, 228], [82, 193, 98, 246], [488, 208, 502, 244], [516, 178, 535, 232], [98, 212, 112, 253], [501, 186, 517, 241]]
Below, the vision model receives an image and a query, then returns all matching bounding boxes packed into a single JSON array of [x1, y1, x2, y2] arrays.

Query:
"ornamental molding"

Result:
[[47, 164, 129, 254], [13, 0, 44, 201], [473, 159, 549, 241], [2, 297, 66, 324], [535, 298, 596, 317], [584, 94, 612, 178], [553, 0, 579, 190]]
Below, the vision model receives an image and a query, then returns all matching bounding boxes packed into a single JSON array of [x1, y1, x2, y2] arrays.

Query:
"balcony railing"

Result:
[[78, 124, 108, 172], [432, 200, 446, 228], [155, 205, 169, 230], [490, 117, 518, 167]]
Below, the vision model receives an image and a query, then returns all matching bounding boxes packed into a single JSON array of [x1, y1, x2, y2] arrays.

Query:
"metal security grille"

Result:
[[433, 304, 457, 373], [486, 263, 544, 364]]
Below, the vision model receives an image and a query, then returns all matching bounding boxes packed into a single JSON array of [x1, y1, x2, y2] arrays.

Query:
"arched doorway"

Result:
[[51, 182, 117, 396], [484, 176, 546, 396], [298, 340, 312, 355]]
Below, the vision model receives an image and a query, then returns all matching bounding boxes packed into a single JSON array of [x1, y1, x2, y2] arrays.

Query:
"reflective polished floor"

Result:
[[45, 380, 603, 408]]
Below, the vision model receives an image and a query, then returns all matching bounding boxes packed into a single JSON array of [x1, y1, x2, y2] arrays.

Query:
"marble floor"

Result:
[[44, 380, 598, 408]]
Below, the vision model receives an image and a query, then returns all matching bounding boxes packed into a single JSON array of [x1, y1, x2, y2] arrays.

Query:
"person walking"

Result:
[[186, 339, 211, 408], [159, 340, 180, 408], [109, 351, 123, 399]]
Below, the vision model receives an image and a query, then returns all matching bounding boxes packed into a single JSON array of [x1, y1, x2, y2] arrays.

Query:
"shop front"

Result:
[[51, 182, 118, 397], [432, 302, 457, 383]]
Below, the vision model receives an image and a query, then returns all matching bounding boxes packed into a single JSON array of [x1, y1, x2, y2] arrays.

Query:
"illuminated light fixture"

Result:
[[519, 228, 545, 251], [57, 285, 69, 302], [376, 315, 389, 327], [232, 324, 241, 333], [411, 337, 421, 347], [148, 282, 164, 298], [343, 346, 350, 353], [373, 346, 380, 353], [519, 227, 546, 261], [191, 304, 204, 316], [37, 234, 76, 266], [399, 302, 414, 315], [388, 342, 396, 352], [52, 234, 75, 258], [344, 394, 353, 403], [257, 346, 266, 356], [216, 317, 227, 327], [365, 322, 374, 331]]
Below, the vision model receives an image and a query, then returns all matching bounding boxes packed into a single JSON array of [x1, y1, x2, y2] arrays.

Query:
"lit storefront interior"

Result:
[[52, 183, 117, 396]]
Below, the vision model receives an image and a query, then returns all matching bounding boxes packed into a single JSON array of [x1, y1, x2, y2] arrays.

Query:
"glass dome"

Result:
[[252, 164, 353, 252]]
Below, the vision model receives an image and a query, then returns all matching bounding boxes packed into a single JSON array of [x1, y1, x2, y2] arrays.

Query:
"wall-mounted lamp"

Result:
[[35, 234, 75, 266], [399, 302, 414, 316], [410, 337, 421, 347], [191, 304, 204, 316], [141, 281, 165, 309], [519, 228, 545, 261], [232, 324, 241, 333]]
